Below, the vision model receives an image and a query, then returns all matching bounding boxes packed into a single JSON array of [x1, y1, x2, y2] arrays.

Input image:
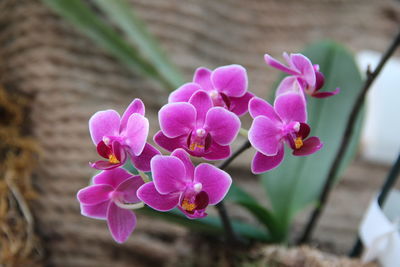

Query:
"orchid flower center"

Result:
[[294, 136, 303, 149], [108, 153, 120, 164], [181, 198, 197, 212], [188, 129, 210, 152]]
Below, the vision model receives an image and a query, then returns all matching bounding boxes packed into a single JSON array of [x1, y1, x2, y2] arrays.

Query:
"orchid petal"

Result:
[[249, 97, 280, 122], [171, 149, 195, 180], [153, 131, 186, 152], [93, 168, 133, 188], [189, 90, 213, 127], [168, 82, 202, 103], [159, 103, 196, 138], [264, 54, 298, 75], [151, 155, 188, 194], [77, 184, 113, 205], [137, 182, 179, 211], [125, 114, 149, 156], [211, 64, 248, 97], [80, 202, 109, 220], [115, 176, 144, 203], [248, 116, 283, 156], [229, 92, 254, 116], [202, 142, 230, 160], [293, 137, 323, 156], [204, 107, 240, 146], [194, 164, 232, 205], [251, 146, 285, 174], [120, 99, 145, 132], [130, 143, 161, 172], [312, 88, 340, 98], [290, 53, 316, 87], [193, 67, 213, 91], [275, 76, 303, 96], [274, 92, 307, 123], [107, 202, 136, 243], [89, 110, 121, 145], [90, 160, 122, 170]]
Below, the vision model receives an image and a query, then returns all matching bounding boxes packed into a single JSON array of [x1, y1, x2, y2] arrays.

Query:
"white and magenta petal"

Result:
[[264, 54, 298, 75], [189, 90, 213, 127], [290, 53, 316, 87], [77, 184, 114, 205], [80, 202, 109, 220], [193, 67, 213, 91], [120, 98, 145, 132], [249, 97, 280, 122], [274, 92, 307, 124], [211, 64, 248, 97], [275, 76, 303, 97], [130, 143, 161, 172], [204, 107, 240, 146], [248, 116, 283, 156], [158, 103, 196, 138], [171, 149, 195, 180], [124, 114, 149, 156], [151, 155, 188, 194], [194, 164, 232, 205], [168, 82, 202, 103], [89, 110, 121, 145], [115, 176, 145, 203], [107, 202, 136, 243], [137, 182, 180, 211], [251, 147, 285, 174], [93, 168, 133, 188]]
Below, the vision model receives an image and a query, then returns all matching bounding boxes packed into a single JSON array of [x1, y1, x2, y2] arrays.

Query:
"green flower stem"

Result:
[[239, 128, 249, 138]]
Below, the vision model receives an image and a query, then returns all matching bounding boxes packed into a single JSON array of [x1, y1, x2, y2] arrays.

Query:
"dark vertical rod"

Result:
[[298, 29, 400, 244], [216, 140, 251, 244], [349, 152, 400, 257]]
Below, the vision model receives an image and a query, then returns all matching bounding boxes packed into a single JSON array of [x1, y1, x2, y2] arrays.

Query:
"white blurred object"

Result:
[[356, 51, 400, 164], [360, 190, 400, 266]]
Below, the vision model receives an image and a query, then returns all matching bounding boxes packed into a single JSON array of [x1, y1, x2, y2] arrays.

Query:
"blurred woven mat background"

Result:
[[0, 0, 400, 266]]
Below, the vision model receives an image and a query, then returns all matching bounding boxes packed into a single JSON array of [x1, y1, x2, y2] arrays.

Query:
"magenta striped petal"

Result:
[[158, 103, 196, 138], [274, 92, 307, 124], [168, 82, 202, 103], [193, 67, 213, 91], [211, 64, 248, 97], [93, 168, 133, 188], [115, 176, 144, 203], [80, 202, 109, 220], [229, 92, 254, 116], [130, 143, 161, 172], [251, 146, 285, 174], [77, 184, 113, 205], [264, 54, 298, 75], [107, 202, 136, 243], [249, 97, 280, 122], [171, 149, 195, 180], [194, 164, 232, 205], [124, 114, 149, 156], [204, 107, 240, 146], [120, 99, 145, 132], [137, 182, 180, 211], [151, 155, 188, 194], [89, 110, 120, 145], [189, 90, 213, 127], [248, 116, 283, 156]]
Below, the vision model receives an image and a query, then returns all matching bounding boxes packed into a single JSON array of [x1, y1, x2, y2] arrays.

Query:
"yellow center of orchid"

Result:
[[294, 137, 303, 150], [181, 198, 196, 212], [108, 154, 120, 164], [189, 142, 204, 151]]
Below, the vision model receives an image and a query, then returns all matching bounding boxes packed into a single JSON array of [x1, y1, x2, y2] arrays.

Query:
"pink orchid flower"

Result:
[[137, 149, 232, 219], [264, 53, 339, 98], [169, 64, 254, 116], [155, 90, 240, 160], [77, 168, 144, 243], [89, 98, 160, 171], [248, 94, 323, 174]]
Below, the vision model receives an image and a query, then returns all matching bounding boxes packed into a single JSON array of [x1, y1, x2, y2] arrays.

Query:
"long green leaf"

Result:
[[138, 207, 271, 242], [261, 41, 364, 238], [93, 0, 184, 90], [226, 184, 281, 241], [42, 0, 174, 90]]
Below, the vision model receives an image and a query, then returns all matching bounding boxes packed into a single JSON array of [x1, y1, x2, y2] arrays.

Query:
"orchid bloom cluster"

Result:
[[77, 53, 338, 243]]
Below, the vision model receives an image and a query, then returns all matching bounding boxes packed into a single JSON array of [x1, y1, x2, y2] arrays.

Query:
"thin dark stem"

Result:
[[298, 29, 400, 244], [215, 140, 251, 244], [349, 152, 400, 257]]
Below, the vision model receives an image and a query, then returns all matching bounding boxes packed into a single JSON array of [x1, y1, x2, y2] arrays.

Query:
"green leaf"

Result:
[[41, 0, 174, 90], [93, 0, 184, 90], [138, 207, 271, 242], [226, 184, 281, 241], [261, 41, 364, 238]]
